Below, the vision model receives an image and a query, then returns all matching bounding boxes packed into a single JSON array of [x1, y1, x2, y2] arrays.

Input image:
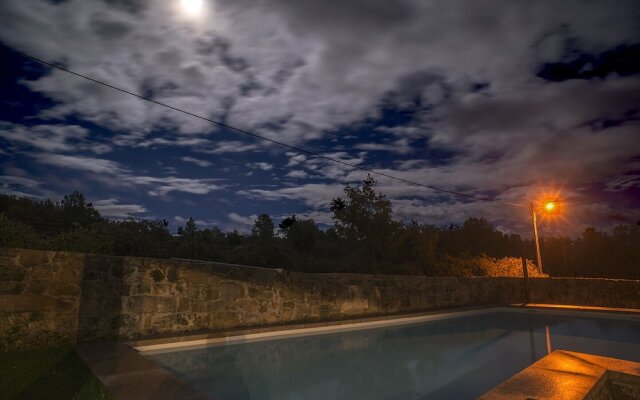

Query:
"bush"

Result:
[[435, 254, 547, 278]]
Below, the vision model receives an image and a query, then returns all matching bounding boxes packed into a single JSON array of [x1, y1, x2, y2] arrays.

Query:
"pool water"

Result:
[[148, 311, 640, 400]]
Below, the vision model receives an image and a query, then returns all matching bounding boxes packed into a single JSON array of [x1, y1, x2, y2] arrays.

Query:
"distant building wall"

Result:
[[1, 248, 638, 351]]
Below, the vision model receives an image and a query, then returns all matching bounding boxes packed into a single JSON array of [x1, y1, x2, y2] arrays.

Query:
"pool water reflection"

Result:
[[148, 312, 640, 400]]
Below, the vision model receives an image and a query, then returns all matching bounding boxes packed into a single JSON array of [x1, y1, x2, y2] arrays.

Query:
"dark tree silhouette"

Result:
[[0, 189, 637, 279]]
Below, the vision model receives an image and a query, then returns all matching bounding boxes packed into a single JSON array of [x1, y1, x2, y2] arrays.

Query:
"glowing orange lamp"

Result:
[[544, 201, 556, 212]]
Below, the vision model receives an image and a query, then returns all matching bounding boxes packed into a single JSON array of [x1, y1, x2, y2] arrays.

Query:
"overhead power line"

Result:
[[8, 46, 526, 207]]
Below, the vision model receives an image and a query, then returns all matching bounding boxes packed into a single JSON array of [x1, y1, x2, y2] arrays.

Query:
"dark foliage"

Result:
[[0, 178, 637, 279]]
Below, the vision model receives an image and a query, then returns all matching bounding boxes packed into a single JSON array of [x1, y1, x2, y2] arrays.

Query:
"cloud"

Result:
[[605, 175, 640, 192], [34, 153, 126, 174], [239, 183, 343, 210], [180, 156, 212, 167], [0, 175, 41, 189], [354, 138, 413, 154], [199, 140, 261, 154], [144, 176, 224, 196], [1, 0, 639, 234], [0, 123, 111, 154], [227, 212, 259, 232], [296, 151, 368, 182], [248, 162, 273, 171], [3, 0, 636, 147], [30, 153, 224, 197], [285, 170, 308, 179], [286, 153, 307, 167], [93, 198, 148, 218], [137, 137, 211, 149], [0, 175, 46, 199]]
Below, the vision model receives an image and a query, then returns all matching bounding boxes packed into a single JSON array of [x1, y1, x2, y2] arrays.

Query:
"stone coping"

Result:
[[131, 305, 498, 353], [130, 304, 640, 354], [75, 342, 207, 400], [478, 350, 640, 400], [511, 303, 640, 322], [517, 303, 640, 315]]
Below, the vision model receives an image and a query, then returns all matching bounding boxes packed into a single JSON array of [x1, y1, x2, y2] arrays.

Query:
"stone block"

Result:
[[150, 282, 173, 295], [218, 281, 246, 300], [119, 313, 141, 331], [235, 298, 261, 314], [0, 248, 20, 262], [175, 313, 209, 330], [176, 297, 190, 312], [205, 287, 219, 301], [149, 269, 165, 282], [0, 295, 71, 312], [186, 284, 206, 301], [340, 298, 369, 314], [24, 280, 48, 295], [210, 311, 241, 328], [124, 295, 176, 313], [179, 268, 210, 284], [190, 298, 209, 313], [17, 249, 50, 267], [54, 265, 81, 284], [49, 283, 81, 297], [124, 281, 153, 296], [31, 264, 55, 281], [0, 265, 26, 282], [148, 313, 176, 332], [0, 281, 25, 295]]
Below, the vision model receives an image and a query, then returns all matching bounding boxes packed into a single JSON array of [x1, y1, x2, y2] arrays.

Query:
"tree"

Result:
[[60, 191, 101, 228], [248, 214, 281, 267], [110, 218, 172, 258], [1, 191, 638, 279], [285, 218, 322, 253], [330, 175, 401, 269], [177, 217, 197, 236], [251, 214, 275, 242], [279, 215, 297, 231], [398, 222, 439, 274], [177, 217, 198, 259], [331, 176, 395, 240]]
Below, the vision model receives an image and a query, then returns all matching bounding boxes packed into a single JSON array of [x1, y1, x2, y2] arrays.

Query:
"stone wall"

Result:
[[529, 278, 640, 309], [117, 257, 523, 341], [0, 248, 84, 351], [1, 248, 639, 352]]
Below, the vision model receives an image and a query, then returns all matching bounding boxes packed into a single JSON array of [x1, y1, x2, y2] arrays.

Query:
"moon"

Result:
[[181, 0, 203, 15]]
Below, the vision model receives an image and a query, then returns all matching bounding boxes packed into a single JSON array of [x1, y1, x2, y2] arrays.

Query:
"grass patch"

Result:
[[0, 346, 114, 400]]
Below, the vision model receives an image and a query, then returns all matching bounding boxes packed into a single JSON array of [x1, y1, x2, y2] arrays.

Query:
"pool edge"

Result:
[[130, 304, 640, 354]]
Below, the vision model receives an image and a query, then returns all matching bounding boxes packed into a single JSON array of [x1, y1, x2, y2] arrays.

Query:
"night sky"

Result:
[[1, 0, 639, 236]]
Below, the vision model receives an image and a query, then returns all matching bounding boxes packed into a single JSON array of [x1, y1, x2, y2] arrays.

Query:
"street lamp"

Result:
[[530, 200, 557, 274]]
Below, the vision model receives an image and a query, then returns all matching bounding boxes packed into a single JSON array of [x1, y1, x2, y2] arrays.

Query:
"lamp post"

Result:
[[530, 200, 556, 274]]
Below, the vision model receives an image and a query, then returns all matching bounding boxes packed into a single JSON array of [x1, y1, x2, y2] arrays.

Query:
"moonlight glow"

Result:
[[181, 0, 203, 15]]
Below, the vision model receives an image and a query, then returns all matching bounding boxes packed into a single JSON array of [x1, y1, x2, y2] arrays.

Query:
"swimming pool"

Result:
[[145, 308, 640, 399]]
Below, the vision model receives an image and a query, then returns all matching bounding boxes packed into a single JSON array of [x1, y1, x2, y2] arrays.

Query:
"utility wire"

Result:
[[8, 46, 526, 207]]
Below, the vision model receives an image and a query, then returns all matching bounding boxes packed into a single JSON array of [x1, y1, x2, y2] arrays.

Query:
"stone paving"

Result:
[[479, 350, 640, 400], [75, 342, 206, 400]]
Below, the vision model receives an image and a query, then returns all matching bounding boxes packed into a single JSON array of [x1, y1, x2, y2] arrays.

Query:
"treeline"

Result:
[[0, 177, 638, 279]]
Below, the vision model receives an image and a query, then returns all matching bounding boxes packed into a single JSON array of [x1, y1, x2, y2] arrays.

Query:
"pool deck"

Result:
[[479, 350, 640, 400], [75, 342, 207, 400], [76, 304, 640, 400]]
